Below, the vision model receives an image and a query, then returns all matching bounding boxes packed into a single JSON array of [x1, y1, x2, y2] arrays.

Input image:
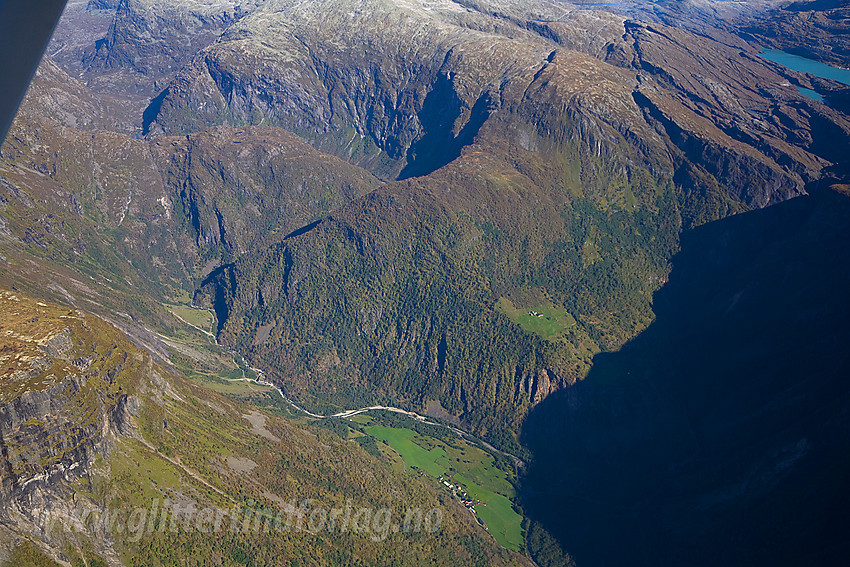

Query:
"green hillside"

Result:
[[0, 291, 529, 566]]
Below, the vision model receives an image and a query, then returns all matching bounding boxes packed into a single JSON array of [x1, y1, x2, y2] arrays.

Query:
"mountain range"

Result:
[[1, 0, 849, 564]]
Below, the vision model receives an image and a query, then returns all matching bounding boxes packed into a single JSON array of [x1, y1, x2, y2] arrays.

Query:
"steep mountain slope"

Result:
[[522, 184, 850, 566], [148, 0, 846, 195], [195, 129, 682, 447], [159, 0, 850, 448], [0, 290, 529, 566], [83, 0, 265, 98], [151, 0, 555, 178], [2, 0, 847, 454], [0, 56, 380, 318]]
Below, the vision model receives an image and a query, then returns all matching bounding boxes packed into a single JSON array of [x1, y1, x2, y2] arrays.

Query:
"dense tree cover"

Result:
[[525, 521, 574, 567], [198, 125, 689, 449]]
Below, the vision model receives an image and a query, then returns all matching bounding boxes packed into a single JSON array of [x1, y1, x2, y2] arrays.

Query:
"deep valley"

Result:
[[0, 0, 848, 565]]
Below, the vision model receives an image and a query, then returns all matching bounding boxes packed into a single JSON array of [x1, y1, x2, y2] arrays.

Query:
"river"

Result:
[[171, 304, 527, 466], [223, 371, 526, 467]]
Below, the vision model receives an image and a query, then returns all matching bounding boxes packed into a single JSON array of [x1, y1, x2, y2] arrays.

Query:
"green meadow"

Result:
[[495, 297, 576, 342], [473, 494, 524, 552], [168, 304, 216, 334], [364, 426, 446, 477], [362, 420, 524, 551]]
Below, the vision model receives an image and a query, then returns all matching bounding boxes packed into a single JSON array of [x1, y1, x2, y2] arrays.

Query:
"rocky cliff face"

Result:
[[151, 0, 556, 178], [0, 290, 152, 563], [83, 0, 265, 97], [1, 0, 848, 562], [0, 291, 528, 566], [5, 0, 850, 451], [147, 0, 848, 204], [0, 57, 380, 311], [171, 0, 850, 444]]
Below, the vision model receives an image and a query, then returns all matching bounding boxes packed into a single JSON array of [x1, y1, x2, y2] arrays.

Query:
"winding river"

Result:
[[168, 304, 526, 466], [223, 368, 526, 467]]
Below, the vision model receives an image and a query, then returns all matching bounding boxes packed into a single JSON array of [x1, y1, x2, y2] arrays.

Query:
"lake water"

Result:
[[759, 49, 850, 101], [795, 87, 825, 103]]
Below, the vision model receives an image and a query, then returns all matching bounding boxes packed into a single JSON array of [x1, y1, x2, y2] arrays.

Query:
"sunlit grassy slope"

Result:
[[363, 417, 524, 552]]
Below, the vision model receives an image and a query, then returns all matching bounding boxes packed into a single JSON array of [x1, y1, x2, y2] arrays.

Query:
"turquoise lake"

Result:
[[759, 49, 850, 101]]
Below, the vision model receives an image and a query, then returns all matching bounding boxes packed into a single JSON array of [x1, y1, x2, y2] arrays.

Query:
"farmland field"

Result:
[[364, 426, 446, 476], [361, 419, 524, 551], [474, 494, 524, 552]]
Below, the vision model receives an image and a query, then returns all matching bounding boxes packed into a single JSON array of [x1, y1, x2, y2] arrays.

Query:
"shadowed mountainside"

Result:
[[522, 184, 850, 566], [2, 0, 849, 457], [1, 0, 849, 562]]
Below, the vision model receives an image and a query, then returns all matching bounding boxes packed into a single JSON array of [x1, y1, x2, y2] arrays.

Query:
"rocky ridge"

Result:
[[165, 0, 850, 440], [83, 0, 266, 97], [0, 0, 848, 562], [149, 0, 848, 196], [0, 290, 155, 564]]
